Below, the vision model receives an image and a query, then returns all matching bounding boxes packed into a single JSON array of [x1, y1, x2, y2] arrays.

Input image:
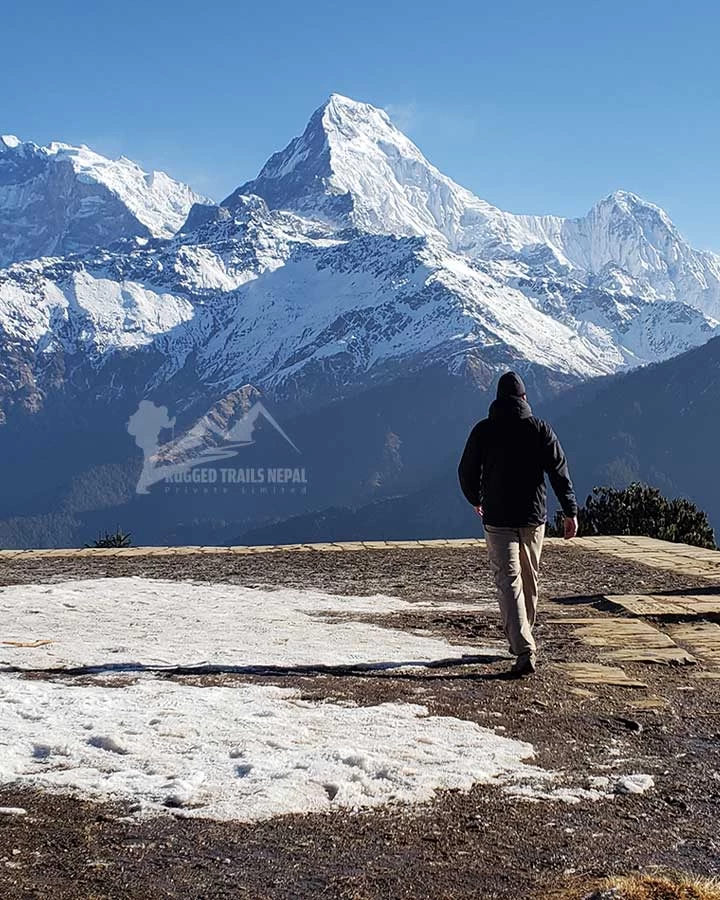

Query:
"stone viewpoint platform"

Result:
[[1, 535, 719, 899], [2, 535, 719, 684]]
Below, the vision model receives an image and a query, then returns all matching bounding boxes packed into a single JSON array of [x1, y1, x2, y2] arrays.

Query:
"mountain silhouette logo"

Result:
[[127, 400, 299, 494]]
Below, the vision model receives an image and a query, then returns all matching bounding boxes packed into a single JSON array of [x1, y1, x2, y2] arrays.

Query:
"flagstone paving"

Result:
[[571, 536, 720, 581], [606, 593, 720, 618], [667, 622, 720, 668], [546, 617, 696, 666], [551, 662, 648, 688], [0, 532, 717, 567]]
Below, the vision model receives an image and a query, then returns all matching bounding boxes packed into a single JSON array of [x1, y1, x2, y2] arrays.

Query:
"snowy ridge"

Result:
[[0, 135, 22, 151], [43, 141, 209, 238], [1, 202, 718, 414], [6, 221, 706, 413], [0, 136, 209, 267]]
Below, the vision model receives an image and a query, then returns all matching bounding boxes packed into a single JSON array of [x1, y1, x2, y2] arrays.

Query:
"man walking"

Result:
[[458, 372, 578, 677]]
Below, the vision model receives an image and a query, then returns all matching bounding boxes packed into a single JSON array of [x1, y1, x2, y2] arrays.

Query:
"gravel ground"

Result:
[[1, 545, 718, 899]]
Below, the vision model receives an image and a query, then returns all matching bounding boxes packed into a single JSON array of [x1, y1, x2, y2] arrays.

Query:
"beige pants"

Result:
[[484, 524, 545, 657]]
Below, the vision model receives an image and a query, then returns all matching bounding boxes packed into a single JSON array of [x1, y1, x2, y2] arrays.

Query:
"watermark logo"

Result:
[[127, 399, 304, 495]]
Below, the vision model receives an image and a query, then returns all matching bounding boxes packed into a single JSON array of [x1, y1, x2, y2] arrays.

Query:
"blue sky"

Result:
[[3, 0, 719, 249]]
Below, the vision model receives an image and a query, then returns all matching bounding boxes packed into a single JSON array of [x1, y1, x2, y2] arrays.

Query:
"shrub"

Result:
[[85, 528, 132, 549], [548, 483, 716, 549]]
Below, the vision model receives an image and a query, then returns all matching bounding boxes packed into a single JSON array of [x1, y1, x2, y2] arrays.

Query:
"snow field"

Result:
[[0, 676, 559, 821], [0, 577, 653, 820], [0, 577, 501, 671]]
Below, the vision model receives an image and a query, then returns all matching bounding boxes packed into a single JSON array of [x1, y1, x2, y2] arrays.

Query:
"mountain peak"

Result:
[[227, 94, 489, 239], [589, 189, 680, 238], [600, 189, 661, 212], [326, 92, 360, 104], [0, 135, 209, 266], [606, 189, 642, 203], [324, 92, 373, 110], [0, 135, 21, 152], [321, 93, 393, 126]]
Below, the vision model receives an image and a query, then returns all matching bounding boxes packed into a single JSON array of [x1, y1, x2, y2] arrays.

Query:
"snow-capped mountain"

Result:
[[234, 94, 720, 319], [522, 191, 720, 320], [229, 94, 530, 250], [0, 134, 209, 267], [0, 199, 608, 421], [0, 94, 719, 423], [1, 94, 720, 548]]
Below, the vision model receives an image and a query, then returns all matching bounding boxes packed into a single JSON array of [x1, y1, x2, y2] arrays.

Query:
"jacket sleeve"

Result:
[[541, 423, 578, 518], [458, 424, 483, 506]]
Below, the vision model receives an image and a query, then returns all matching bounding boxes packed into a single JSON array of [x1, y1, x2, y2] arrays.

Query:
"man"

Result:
[[458, 372, 578, 678]]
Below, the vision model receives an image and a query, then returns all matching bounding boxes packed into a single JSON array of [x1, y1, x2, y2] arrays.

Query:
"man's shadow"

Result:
[[2, 651, 512, 682]]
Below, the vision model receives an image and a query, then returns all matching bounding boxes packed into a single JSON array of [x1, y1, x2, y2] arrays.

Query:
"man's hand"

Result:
[[475, 505, 483, 518], [564, 516, 578, 539]]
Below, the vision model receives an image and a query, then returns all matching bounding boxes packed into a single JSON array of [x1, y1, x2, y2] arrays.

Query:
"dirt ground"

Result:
[[1, 545, 719, 899]]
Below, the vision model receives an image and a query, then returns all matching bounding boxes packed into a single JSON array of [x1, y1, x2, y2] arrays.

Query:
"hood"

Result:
[[488, 396, 533, 421]]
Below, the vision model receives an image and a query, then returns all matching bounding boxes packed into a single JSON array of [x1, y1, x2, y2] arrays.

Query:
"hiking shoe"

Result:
[[510, 653, 536, 678]]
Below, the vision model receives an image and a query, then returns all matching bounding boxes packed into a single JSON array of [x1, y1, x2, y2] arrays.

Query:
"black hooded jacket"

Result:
[[458, 396, 577, 528]]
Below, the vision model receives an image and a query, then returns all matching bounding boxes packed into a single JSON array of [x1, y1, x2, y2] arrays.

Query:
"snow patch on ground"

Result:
[[611, 774, 655, 795], [0, 577, 651, 821], [0, 676, 564, 822], [0, 577, 503, 671]]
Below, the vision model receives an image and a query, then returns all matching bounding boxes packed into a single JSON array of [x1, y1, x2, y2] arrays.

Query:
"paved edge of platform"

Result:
[[0, 535, 717, 573], [0, 537, 488, 559]]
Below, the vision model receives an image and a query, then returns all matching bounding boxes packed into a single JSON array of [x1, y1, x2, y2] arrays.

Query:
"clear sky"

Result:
[[3, 0, 719, 249]]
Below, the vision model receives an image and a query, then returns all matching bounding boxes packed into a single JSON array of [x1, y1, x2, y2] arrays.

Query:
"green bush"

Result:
[[548, 483, 716, 549], [85, 528, 132, 549]]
